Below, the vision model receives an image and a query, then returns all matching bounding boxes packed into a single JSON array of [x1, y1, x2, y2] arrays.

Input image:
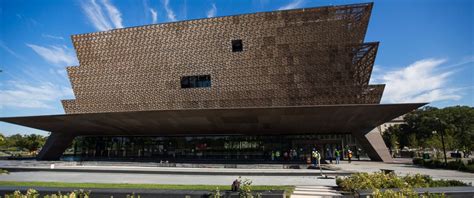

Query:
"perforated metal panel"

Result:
[[62, 3, 383, 114]]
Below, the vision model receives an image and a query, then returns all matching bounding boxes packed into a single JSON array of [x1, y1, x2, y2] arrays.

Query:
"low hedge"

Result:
[[4, 188, 92, 198], [412, 158, 474, 173], [336, 172, 468, 192]]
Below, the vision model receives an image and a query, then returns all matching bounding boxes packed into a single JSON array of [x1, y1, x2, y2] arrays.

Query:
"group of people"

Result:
[[270, 149, 301, 161], [270, 146, 358, 166], [311, 147, 347, 166]]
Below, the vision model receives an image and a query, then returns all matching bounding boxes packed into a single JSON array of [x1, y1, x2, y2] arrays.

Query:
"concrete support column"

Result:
[[353, 128, 393, 162], [37, 132, 75, 161]]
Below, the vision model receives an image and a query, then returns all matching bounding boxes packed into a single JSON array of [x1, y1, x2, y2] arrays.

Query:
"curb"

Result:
[[0, 166, 354, 176]]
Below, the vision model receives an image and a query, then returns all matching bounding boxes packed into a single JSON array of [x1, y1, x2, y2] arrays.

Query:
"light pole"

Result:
[[433, 117, 448, 166]]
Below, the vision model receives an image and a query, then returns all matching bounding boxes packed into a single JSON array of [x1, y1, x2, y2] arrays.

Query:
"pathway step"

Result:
[[292, 185, 343, 197]]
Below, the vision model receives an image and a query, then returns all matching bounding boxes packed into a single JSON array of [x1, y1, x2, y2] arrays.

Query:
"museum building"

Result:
[[0, 3, 425, 162]]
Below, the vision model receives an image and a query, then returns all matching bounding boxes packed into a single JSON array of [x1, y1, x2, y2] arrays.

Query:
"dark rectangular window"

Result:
[[232, 39, 243, 52], [181, 75, 211, 88]]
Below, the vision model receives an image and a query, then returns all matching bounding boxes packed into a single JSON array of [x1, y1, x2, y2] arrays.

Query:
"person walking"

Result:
[[275, 150, 280, 161], [357, 148, 361, 161], [271, 151, 275, 161], [335, 148, 341, 164], [326, 147, 333, 164], [292, 149, 298, 161], [312, 148, 321, 167], [348, 149, 353, 163]]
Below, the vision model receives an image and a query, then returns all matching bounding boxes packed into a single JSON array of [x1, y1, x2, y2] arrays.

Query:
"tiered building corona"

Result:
[[0, 3, 425, 162]]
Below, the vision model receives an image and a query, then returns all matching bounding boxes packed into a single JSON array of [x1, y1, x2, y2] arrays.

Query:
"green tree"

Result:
[[24, 134, 46, 152], [382, 125, 400, 152], [0, 133, 6, 147], [3, 134, 46, 152], [6, 134, 26, 149], [408, 134, 418, 148], [382, 106, 474, 151]]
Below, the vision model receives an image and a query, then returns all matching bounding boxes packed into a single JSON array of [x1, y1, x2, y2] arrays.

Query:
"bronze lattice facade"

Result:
[[0, 3, 426, 162], [62, 3, 383, 114]]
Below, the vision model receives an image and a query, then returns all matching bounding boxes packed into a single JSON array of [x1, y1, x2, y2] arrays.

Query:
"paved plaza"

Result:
[[1, 159, 473, 186], [0, 171, 335, 186]]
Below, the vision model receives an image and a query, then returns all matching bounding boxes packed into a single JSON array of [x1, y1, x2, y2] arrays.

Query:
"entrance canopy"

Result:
[[0, 103, 426, 161], [0, 103, 425, 136]]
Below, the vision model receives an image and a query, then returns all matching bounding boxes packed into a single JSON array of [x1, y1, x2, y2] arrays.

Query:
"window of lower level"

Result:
[[181, 75, 211, 88]]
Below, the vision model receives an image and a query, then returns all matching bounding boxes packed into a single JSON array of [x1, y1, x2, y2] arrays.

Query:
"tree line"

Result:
[[0, 133, 47, 152], [383, 105, 474, 152]]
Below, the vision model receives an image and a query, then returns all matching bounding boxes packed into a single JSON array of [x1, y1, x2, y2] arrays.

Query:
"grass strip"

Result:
[[0, 181, 293, 192]]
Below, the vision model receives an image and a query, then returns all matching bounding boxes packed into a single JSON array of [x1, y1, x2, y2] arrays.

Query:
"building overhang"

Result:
[[0, 103, 425, 136]]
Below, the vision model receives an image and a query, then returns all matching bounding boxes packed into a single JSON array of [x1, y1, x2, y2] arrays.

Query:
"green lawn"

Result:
[[0, 181, 294, 192]]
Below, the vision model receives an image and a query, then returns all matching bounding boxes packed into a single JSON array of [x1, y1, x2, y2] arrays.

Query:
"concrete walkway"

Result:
[[0, 160, 346, 176], [1, 159, 473, 186], [0, 171, 337, 186]]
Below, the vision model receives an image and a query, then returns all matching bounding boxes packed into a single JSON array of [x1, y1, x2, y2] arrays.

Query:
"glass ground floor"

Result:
[[67, 134, 368, 163]]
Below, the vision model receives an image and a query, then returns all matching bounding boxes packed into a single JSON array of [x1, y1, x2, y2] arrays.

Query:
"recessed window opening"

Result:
[[181, 75, 211, 88], [232, 39, 243, 52]]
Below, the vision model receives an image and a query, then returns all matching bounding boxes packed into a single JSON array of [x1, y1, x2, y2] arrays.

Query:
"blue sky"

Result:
[[0, 0, 473, 136]]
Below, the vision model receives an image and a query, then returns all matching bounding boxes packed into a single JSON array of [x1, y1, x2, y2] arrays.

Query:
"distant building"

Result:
[[0, 3, 425, 162]]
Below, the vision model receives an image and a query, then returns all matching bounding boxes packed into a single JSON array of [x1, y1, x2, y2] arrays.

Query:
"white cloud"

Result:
[[0, 81, 73, 109], [81, 0, 123, 31], [42, 34, 64, 40], [373, 58, 462, 103], [102, 0, 123, 28], [81, 0, 112, 31], [252, 0, 270, 8], [0, 40, 24, 60], [26, 44, 78, 66], [163, 0, 177, 21], [150, 8, 158, 23], [206, 4, 217, 18], [278, 0, 304, 10]]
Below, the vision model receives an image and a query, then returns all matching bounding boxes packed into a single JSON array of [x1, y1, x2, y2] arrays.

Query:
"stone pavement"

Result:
[[0, 171, 337, 186], [1, 159, 473, 186], [0, 160, 346, 176]]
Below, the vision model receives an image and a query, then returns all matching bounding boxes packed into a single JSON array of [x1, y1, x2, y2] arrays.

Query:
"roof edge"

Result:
[[71, 2, 374, 38], [0, 103, 427, 120]]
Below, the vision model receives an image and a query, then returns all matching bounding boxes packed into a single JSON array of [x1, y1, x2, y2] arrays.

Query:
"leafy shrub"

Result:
[[402, 174, 431, 188], [210, 187, 221, 198], [419, 159, 443, 169], [0, 169, 9, 174], [5, 189, 39, 198], [412, 158, 423, 165], [337, 172, 468, 192], [5, 189, 91, 198], [372, 188, 420, 198], [238, 177, 261, 198], [337, 172, 406, 192], [434, 160, 445, 168], [372, 188, 447, 198], [468, 159, 474, 165], [446, 160, 466, 171], [429, 179, 468, 187], [126, 193, 140, 198], [466, 164, 474, 173], [415, 158, 473, 173]]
